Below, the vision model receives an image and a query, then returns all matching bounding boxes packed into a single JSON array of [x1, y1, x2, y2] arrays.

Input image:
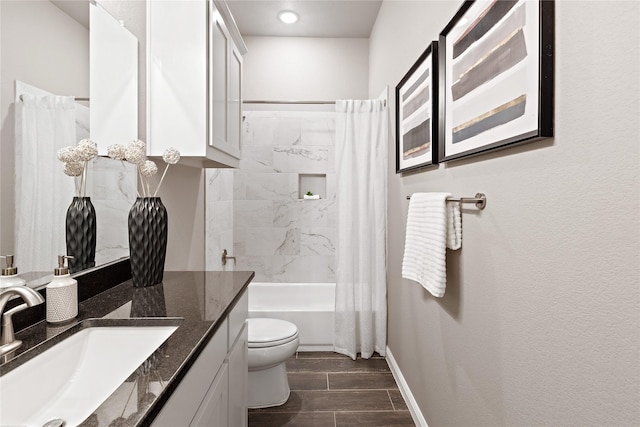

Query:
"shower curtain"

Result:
[[15, 94, 76, 272], [334, 99, 388, 360]]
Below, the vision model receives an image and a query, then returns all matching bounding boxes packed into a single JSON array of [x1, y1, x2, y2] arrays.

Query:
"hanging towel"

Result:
[[402, 192, 462, 297]]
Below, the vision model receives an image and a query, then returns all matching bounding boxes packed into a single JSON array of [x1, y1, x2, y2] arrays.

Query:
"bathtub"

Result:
[[248, 282, 335, 351]]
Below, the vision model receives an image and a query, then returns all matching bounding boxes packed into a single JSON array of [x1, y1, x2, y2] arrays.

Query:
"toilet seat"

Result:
[[248, 318, 298, 348]]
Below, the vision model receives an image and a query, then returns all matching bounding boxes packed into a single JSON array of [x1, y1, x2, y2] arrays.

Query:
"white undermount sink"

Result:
[[0, 323, 178, 427]]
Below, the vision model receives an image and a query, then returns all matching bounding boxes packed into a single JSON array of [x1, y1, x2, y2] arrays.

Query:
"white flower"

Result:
[[64, 161, 84, 177], [77, 139, 98, 161], [131, 139, 146, 151], [139, 160, 158, 177], [107, 144, 127, 160], [162, 147, 181, 165], [125, 143, 146, 165], [57, 146, 77, 163]]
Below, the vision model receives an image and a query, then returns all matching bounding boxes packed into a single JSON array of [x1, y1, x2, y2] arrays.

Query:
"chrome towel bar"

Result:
[[406, 193, 487, 210]]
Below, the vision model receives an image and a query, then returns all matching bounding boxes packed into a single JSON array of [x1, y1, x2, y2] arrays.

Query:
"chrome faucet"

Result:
[[0, 286, 45, 358]]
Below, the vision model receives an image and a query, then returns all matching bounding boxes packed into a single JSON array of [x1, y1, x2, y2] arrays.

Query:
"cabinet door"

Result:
[[90, 2, 137, 155], [152, 319, 228, 427], [227, 43, 243, 157], [149, 0, 207, 157], [208, 1, 241, 160], [228, 323, 248, 427], [191, 363, 229, 427], [209, 3, 228, 153]]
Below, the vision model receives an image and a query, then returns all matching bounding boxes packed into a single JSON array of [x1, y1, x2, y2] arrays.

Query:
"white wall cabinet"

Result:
[[90, 1, 138, 155], [152, 289, 248, 426], [147, 0, 246, 168]]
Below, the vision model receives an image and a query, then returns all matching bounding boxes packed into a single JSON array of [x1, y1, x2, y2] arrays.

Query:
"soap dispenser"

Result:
[[46, 255, 78, 323], [0, 255, 26, 288]]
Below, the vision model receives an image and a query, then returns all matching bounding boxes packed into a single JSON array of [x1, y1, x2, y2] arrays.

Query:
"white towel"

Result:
[[402, 192, 462, 297]]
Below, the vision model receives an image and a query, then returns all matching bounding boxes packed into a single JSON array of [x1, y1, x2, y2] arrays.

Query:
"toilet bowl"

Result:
[[247, 318, 299, 409]]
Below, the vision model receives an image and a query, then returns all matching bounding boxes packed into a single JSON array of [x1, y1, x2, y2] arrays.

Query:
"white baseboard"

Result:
[[386, 346, 429, 427]]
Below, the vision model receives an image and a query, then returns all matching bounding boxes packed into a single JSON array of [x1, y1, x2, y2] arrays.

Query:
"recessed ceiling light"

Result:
[[278, 10, 299, 24]]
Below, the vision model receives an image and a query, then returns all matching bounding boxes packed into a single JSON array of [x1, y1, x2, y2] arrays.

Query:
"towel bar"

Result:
[[406, 193, 487, 210]]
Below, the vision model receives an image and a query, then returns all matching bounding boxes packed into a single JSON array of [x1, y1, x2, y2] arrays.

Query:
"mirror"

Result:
[[0, 0, 138, 288]]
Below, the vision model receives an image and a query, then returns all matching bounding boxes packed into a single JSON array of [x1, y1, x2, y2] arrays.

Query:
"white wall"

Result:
[[243, 36, 369, 101], [0, 0, 89, 255], [370, 1, 640, 425]]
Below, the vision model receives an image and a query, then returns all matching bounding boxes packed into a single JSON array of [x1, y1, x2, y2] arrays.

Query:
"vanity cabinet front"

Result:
[[148, 0, 245, 168], [152, 289, 248, 426]]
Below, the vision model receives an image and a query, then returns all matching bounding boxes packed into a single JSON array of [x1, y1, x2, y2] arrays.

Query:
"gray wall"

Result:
[[243, 36, 369, 102], [370, 1, 640, 425]]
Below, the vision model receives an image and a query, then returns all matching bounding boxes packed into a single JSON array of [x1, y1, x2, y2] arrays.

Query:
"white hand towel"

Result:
[[402, 192, 462, 297]]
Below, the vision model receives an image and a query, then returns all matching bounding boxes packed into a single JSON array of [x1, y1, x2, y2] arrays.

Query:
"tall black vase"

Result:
[[65, 196, 96, 273], [128, 197, 168, 288]]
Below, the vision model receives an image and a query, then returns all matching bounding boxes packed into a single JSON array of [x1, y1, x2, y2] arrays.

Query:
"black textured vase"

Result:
[[131, 283, 167, 317], [65, 197, 96, 273], [128, 197, 168, 288]]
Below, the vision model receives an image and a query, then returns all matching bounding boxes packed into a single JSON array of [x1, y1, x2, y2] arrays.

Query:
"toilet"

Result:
[[247, 317, 300, 408]]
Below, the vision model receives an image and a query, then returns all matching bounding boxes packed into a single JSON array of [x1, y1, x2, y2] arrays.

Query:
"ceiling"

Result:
[[51, 0, 90, 29], [50, 0, 383, 38], [226, 0, 383, 38]]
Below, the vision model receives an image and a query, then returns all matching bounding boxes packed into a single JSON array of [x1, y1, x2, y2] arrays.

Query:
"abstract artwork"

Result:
[[396, 41, 439, 173], [439, 0, 554, 162]]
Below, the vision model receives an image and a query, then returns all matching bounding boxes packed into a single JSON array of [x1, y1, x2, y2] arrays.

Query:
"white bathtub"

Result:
[[248, 282, 335, 352]]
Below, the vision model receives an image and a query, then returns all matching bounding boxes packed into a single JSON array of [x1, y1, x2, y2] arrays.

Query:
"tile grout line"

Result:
[[388, 389, 397, 411], [251, 353, 413, 426]]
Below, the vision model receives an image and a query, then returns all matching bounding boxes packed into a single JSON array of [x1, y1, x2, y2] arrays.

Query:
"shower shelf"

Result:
[[299, 174, 326, 199]]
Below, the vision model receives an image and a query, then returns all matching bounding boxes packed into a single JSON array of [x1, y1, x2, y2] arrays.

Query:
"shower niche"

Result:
[[299, 174, 326, 199]]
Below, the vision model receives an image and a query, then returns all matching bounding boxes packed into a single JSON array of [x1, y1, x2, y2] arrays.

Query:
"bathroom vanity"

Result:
[[0, 270, 253, 427], [152, 277, 249, 426]]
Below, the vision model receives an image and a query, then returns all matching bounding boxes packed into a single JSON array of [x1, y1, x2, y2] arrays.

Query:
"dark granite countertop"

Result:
[[0, 270, 254, 427]]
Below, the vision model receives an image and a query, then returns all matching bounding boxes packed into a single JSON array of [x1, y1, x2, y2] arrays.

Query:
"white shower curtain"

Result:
[[15, 94, 76, 272], [334, 99, 388, 360]]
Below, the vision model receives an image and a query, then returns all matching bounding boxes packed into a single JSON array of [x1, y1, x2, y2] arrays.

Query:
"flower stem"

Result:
[[82, 161, 88, 197], [138, 167, 146, 197], [153, 164, 170, 197]]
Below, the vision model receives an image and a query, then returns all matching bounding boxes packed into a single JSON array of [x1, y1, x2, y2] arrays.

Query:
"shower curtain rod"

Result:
[[19, 95, 89, 102], [243, 99, 387, 106], [244, 100, 336, 104]]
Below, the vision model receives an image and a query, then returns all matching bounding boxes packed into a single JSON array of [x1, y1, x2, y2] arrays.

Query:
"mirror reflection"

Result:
[[0, 0, 138, 288]]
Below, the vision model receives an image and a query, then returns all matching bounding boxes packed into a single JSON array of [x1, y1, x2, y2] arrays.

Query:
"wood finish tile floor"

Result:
[[248, 352, 416, 427]]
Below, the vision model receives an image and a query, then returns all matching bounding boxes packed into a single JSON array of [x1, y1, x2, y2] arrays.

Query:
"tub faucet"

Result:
[[0, 286, 45, 358]]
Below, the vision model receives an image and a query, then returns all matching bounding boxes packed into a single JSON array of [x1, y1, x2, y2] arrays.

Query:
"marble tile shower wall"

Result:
[[206, 111, 337, 282], [206, 168, 235, 272]]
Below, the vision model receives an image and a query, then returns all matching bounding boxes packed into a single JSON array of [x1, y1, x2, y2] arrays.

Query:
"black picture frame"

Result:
[[395, 41, 439, 173], [438, 0, 554, 162]]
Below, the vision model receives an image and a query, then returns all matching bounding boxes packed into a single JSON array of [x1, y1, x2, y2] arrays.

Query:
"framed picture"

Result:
[[439, 0, 554, 162], [396, 41, 439, 173]]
